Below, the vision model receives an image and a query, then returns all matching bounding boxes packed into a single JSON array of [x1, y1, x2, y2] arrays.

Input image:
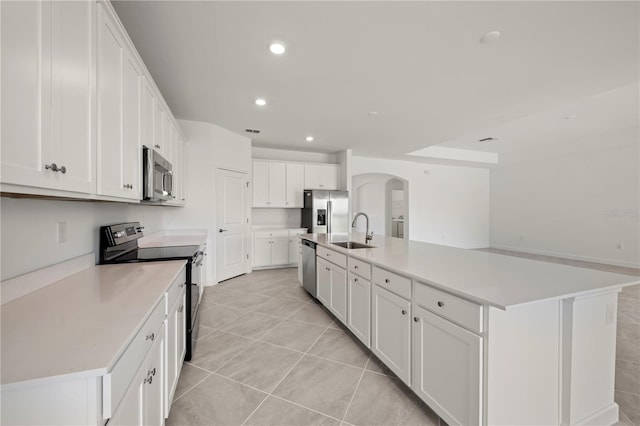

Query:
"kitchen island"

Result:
[[303, 232, 639, 426]]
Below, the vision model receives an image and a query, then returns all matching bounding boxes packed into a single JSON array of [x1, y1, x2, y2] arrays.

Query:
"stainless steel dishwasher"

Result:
[[301, 239, 317, 298]]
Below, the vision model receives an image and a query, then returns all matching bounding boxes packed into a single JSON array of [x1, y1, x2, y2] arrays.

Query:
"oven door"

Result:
[[185, 251, 204, 361]]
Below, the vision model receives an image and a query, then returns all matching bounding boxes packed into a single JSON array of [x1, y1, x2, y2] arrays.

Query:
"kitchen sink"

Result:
[[331, 241, 376, 249]]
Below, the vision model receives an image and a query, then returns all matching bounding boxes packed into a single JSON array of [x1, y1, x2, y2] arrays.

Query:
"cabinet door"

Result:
[[110, 367, 145, 426], [321, 165, 339, 190], [50, 0, 95, 194], [0, 1, 55, 189], [316, 257, 332, 306], [304, 164, 323, 189], [348, 273, 371, 347], [153, 101, 164, 155], [288, 238, 299, 264], [122, 49, 141, 199], [144, 328, 164, 426], [330, 266, 348, 324], [96, 5, 140, 200], [141, 79, 155, 150], [165, 301, 178, 418], [161, 113, 172, 163], [372, 285, 411, 384], [412, 305, 482, 426], [177, 292, 186, 367], [268, 162, 286, 207], [252, 161, 269, 207], [285, 163, 305, 207], [271, 237, 290, 265], [253, 237, 272, 267]]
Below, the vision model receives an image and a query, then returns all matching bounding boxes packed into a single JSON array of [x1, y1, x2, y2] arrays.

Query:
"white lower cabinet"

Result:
[[111, 324, 165, 426], [164, 286, 186, 418], [347, 272, 371, 347], [253, 232, 289, 267], [411, 305, 482, 426], [316, 256, 347, 324], [371, 284, 411, 385]]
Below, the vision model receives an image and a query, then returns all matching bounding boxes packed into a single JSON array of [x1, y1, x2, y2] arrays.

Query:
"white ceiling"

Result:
[[112, 1, 639, 161]]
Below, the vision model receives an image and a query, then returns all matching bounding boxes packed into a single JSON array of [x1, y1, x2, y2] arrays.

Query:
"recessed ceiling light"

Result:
[[269, 42, 286, 55], [368, 111, 379, 116], [480, 31, 501, 44], [564, 114, 577, 119], [255, 98, 267, 106], [305, 136, 314, 142]]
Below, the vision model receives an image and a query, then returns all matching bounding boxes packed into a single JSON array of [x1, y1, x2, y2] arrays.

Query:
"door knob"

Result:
[[219, 229, 228, 233]]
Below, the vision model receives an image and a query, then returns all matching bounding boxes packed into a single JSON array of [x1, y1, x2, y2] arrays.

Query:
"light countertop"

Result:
[[252, 226, 308, 232], [138, 229, 208, 248], [1, 261, 186, 386], [303, 233, 639, 310]]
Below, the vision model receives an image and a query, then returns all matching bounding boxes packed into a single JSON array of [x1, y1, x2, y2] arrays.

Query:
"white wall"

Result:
[[252, 146, 336, 163], [252, 208, 301, 228], [0, 198, 167, 280], [167, 119, 252, 283], [490, 127, 640, 268], [351, 157, 490, 248]]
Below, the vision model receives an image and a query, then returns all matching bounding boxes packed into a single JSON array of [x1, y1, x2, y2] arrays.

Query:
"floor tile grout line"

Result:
[[269, 394, 346, 424], [171, 371, 212, 403], [239, 320, 336, 426], [340, 353, 371, 422]]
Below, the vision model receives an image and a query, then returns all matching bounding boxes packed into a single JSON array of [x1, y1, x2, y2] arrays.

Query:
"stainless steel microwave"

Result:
[[142, 146, 173, 202]]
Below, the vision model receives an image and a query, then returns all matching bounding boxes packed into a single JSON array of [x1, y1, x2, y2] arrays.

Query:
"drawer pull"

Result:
[[353, 277, 358, 282], [178, 305, 184, 313], [401, 310, 407, 315], [413, 317, 419, 322], [385, 278, 390, 283], [148, 367, 156, 376], [144, 375, 153, 385], [437, 301, 445, 308], [326, 267, 330, 271], [354, 265, 359, 269], [146, 332, 155, 341]]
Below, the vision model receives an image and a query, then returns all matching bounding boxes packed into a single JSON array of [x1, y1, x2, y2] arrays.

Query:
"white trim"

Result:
[[1, 253, 95, 304], [574, 402, 619, 426], [490, 244, 640, 269]]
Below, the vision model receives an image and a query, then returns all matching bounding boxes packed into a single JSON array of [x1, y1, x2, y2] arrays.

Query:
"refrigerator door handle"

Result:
[[327, 200, 332, 235]]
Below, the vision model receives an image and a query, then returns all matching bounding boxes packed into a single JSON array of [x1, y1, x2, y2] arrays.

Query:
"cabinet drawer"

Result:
[[103, 298, 165, 418], [372, 266, 411, 299], [165, 267, 186, 315], [414, 282, 483, 334], [348, 257, 371, 280], [317, 245, 347, 269], [254, 230, 289, 239]]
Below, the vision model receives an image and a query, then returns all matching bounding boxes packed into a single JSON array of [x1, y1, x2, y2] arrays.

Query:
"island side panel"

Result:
[[486, 300, 560, 425], [563, 291, 619, 425]]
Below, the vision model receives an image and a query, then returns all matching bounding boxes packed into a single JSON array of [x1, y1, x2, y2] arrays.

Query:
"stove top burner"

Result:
[[103, 245, 200, 263]]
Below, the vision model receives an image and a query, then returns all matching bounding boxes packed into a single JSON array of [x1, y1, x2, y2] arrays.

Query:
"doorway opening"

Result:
[[351, 173, 409, 239]]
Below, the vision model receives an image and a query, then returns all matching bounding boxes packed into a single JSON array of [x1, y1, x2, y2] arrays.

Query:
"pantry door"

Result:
[[216, 168, 249, 282]]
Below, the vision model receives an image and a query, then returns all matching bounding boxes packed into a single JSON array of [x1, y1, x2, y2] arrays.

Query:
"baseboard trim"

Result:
[[574, 402, 619, 425], [490, 245, 640, 270]]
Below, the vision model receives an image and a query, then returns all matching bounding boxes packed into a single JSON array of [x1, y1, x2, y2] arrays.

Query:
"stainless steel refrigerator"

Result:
[[301, 190, 349, 236]]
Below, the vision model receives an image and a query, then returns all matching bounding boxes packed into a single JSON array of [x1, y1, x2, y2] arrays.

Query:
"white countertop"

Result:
[[303, 233, 639, 310], [1, 261, 186, 386], [252, 226, 308, 232], [138, 229, 207, 248]]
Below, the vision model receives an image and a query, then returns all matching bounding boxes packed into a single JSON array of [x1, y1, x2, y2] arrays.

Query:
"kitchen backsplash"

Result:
[[252, 208, 301, 228]]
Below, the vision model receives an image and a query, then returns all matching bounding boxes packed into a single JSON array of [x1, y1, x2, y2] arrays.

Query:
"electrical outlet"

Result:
[[57, 221, 67, 243]]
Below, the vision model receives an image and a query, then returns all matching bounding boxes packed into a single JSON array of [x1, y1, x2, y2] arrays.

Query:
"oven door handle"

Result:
[[193, 251, 205, 266]]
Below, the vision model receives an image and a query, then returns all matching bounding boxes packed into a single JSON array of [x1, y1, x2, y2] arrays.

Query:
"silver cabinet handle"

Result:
[[148, 367, 156, 377], [45, 163, 67, 174], [123, 184, 133, 189], [414, 317, 419, 322], [437, 301, 445, 308], [146, 332, 155, 341], [144, 375, 153, 384], [219, 229, 228, 233], [354, 277, 358, 282], [384, 278, 390, 283], [401, 310, 407, 315]]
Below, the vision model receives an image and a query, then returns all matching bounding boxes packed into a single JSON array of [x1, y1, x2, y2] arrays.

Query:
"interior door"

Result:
[[216, 168, 248, 282]]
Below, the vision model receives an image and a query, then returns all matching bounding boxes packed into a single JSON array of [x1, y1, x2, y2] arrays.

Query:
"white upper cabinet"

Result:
[[1, 0, 95, 194], [96, 4, 140, 200], [304, 164, 339, 190], [252, 161, 285, 207], [1, 0, 186, 204], [285, 163, 305, 207]]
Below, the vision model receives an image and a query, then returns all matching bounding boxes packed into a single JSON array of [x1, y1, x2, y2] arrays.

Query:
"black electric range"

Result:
[[99, 222, 202, 361]]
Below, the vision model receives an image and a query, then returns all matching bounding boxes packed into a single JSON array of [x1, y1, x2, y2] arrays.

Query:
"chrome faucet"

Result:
[[352, 212, 374, 244]]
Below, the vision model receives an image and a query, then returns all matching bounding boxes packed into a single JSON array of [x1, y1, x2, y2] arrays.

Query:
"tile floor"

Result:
[[167, 268, 442, 426]]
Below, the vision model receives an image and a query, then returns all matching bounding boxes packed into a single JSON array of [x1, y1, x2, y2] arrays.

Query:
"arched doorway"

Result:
[[351, 173, 409, 239]]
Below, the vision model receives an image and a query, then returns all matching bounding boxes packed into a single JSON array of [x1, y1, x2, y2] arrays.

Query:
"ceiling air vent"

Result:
[[245, 129, 260, 134], [478, 137, 497, 142]]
